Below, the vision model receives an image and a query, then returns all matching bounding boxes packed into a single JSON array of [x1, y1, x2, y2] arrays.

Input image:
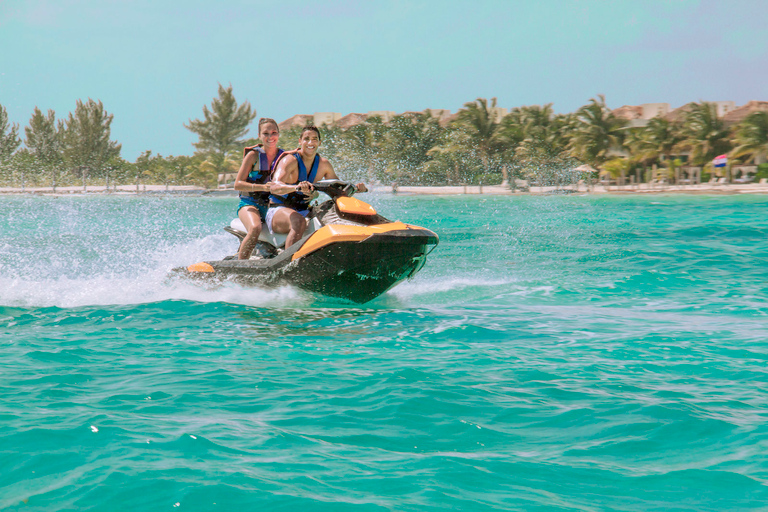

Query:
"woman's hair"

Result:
[[301, 125, 321, 141], [258, 118, 279, 133]]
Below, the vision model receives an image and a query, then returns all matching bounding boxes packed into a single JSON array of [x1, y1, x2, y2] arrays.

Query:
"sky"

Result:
[[1, 0, 767, 160]]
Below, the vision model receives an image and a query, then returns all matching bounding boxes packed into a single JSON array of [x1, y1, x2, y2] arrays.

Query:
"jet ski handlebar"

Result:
[[312, 179, 357, 199]]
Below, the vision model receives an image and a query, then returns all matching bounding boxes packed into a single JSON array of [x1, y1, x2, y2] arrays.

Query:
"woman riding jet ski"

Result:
[[174, 180, 439, 303]]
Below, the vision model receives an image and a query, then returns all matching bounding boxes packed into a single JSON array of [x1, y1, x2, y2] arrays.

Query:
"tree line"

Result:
[[2, 86, 767, 190]]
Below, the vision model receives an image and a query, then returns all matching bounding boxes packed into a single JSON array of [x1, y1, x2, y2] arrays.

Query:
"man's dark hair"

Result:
[[301, 125, 321, 141]]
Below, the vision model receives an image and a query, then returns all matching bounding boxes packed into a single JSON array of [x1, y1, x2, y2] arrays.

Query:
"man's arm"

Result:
[[315, 158, 339, 181], [271, 158, 313, 196]]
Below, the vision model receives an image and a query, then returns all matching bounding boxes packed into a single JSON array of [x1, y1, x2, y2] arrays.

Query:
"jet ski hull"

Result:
[[175, 226, 438, 303], [281, 228, 436, 303]]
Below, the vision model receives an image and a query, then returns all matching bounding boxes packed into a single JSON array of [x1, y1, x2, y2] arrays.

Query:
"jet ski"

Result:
[[173, 180, 439, 303]]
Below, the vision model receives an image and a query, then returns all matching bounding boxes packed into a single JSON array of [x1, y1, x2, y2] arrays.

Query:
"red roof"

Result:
[[278, 114, 314, 131], [722, 101, 768, 125], [336, 113, 368, 129], [611, 105, 643, 120]]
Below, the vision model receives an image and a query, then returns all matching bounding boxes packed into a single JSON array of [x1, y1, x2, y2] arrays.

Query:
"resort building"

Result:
[[713, 101, 736, 117], [489, 107, 509, 123], [613, 101, 740, 126], [336, 113, 369, 129], [280, 109, 460, 129], [641, 103, 670, 119], [612, 103, 671, 127], [722, 100, 768, 125], [278, 114, 314, 131], [313, 112, 342, 126], [366, 111, 397, 123], [425, 108, 451, 118]]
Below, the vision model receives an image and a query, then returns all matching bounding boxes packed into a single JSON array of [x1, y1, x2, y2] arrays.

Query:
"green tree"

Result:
[[426, 126, 475, 184], [625, 116, 682, 167], [379, 112, 443, 185], [332, 116, 387, 183], [185, 83, 256, 181], [569, 95, 627, 166], [602, 157, 631, 179], [0, 104, 22, 163], [60, 99, 122, 177], [680, 102, 731, 165], [4, 149, 36, 188], [456, 97, 508, 174], [732, 111, 768, 164], [501, 105, 580, 185], [25, 107, 61, 165], [504, 103, 555, 145]]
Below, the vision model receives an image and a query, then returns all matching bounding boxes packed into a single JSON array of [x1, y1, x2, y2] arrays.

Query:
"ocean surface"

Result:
[[1, 192, 767, 511]]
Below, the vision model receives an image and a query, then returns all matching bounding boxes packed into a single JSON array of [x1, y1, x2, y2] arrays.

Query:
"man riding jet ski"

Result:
[[174, 179, 439, 303], [267, 125, 367, 249]]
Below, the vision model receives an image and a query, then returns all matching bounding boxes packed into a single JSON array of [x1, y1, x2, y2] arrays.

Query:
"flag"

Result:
[[713, 154, 728, 167]]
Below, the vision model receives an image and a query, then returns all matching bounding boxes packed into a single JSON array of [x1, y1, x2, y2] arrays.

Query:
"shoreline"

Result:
[[2, 182, 768, 196]]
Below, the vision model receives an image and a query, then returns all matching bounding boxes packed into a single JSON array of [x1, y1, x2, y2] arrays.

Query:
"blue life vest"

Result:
[[269, 153, 320, 210], [241, 146, 284, 204]]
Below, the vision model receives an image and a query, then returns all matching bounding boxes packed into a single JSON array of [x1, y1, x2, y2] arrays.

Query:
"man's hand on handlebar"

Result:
[[296, 181, 314, 196]]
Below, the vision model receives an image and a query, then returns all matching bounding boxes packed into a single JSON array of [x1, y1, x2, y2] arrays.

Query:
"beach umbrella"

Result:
[[572, 164, 598, 173]]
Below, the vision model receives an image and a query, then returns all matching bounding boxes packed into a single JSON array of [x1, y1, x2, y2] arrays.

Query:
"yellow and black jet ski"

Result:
[[174, 180, 439, 303]]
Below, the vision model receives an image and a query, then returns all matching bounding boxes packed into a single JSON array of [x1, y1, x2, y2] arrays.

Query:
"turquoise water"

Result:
[[2, 192, 768, 510]]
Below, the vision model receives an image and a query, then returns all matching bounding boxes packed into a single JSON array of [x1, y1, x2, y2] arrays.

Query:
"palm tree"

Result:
[[505, 104, 554, 142], [568, 95, 627, 166], [381, 112, 442, 184], [626, 116, 682, 166], [732, 111, 768, 164], [456, 97, 507, 172], [334, 115, 387, 183], [680, 102, 732, 165], [426, 126, 474, 184], [192, 153, 239, 188]]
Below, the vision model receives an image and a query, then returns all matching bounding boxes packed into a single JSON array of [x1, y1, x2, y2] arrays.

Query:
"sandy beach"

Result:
[[387, 181, 768, 195], [2, 182, 768, 196]]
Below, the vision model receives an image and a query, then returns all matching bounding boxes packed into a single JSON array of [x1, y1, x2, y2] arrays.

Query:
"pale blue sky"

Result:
[[2, 0, 767, 160]]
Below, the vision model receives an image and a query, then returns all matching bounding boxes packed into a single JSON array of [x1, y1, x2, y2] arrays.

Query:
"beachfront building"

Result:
[[278, 109, 459, 130], [612, 103, 671, 127], [313, 112, 342, 126], [278, 114, 314, 131], [723, 100, 768, 125], [425, 108, 451, 118], [336, 113, 369, 129], [490, 107, 509, 123], [366, 110, 397, 123], [713, 101, 736, 118], [724, 101, 768, 165], [641, 103, 670, 119], [614, 101, 740, 127]]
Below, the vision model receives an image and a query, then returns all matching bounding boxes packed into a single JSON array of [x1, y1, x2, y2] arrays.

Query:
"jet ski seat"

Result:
[[229, 217, 322, 250]]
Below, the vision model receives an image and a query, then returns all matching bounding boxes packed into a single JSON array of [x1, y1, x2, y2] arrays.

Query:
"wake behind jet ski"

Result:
[[173, 180, 439, 303]]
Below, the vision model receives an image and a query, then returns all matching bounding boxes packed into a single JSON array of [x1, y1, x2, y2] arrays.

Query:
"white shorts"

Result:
[[266, 206, 309, 233]]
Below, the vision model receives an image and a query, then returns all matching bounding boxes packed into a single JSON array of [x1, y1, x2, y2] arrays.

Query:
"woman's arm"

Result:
[[233, 151, 271, 193]]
